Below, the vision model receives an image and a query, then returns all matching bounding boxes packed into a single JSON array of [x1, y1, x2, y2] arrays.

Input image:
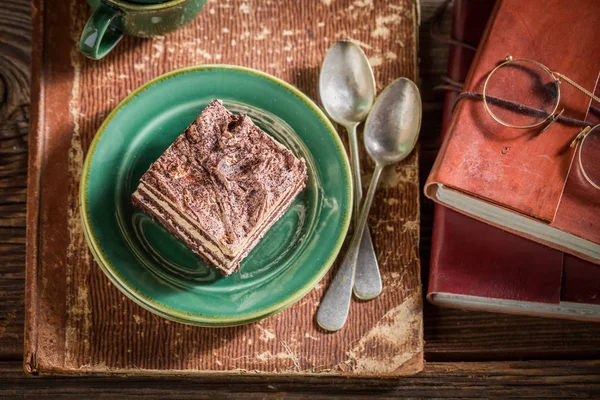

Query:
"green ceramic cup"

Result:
[[80, 0, 207, 60]]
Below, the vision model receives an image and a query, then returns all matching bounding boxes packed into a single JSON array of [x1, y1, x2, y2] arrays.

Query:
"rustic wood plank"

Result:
[[0, 0, 29, 361], [1, 360, 599, 399], [1, 0, 600, 372], [423, 303, 600, 361]]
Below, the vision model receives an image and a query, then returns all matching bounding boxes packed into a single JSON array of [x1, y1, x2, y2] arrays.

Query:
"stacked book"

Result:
[[425, 0, 600, 321]]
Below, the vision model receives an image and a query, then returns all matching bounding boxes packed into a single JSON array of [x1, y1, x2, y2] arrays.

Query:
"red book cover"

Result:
[[427, 0, 600, 321], [424, 0, 600, 264]]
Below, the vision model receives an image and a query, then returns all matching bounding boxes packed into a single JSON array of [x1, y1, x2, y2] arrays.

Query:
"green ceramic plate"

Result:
[[81, 65, 352, 326]]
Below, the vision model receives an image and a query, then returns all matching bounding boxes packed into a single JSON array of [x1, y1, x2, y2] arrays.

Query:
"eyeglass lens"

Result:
[[484, 59, 560, 128], [580, 125, 600, 189]]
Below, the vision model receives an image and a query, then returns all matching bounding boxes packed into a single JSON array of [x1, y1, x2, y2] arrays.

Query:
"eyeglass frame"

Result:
[[573, 124, 600, 191], [483, 56, 563, 129], [481, 55, 600, 190]]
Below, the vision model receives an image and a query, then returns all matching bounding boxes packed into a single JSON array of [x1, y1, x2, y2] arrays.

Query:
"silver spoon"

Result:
[[319, 40, 382, 300], [317, 77, 422, 331]]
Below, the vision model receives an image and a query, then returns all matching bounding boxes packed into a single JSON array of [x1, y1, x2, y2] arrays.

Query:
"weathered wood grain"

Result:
[[0, 0, 29, 360], [423, 303, 600, 361], [1, 360, 600, 399]]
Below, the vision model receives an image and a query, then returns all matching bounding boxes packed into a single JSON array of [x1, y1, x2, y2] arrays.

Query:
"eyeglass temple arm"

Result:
[[539, 109, 564, 134], [552, 71, 600, 103]]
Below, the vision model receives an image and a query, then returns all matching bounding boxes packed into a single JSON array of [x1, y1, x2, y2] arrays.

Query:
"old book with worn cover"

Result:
[[427, 0, 600, 322], [25, 0, 423, 376], [425, 0, 600, 264], [430, 208, 600, 321]]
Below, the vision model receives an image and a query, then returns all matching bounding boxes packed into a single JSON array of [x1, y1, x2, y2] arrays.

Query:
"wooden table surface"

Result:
[[0, 0, 599, 398]]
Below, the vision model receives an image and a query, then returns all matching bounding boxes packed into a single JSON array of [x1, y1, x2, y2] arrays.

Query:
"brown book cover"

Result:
[[425, 0, 600, 264], [427, 0, 600, 322], [25, 0, 423, 376]]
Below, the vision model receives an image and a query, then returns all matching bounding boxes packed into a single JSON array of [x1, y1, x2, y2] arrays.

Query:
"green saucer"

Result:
[[80, 65, 352, 326]]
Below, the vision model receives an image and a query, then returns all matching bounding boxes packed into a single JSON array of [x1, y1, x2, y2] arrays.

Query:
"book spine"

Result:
[[24, 0, 46, 375]]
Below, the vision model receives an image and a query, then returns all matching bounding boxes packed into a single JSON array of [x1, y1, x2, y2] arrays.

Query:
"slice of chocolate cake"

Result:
[[132, 99, 307, 275]]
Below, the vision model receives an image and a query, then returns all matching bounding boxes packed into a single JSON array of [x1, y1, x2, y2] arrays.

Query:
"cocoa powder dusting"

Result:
[[137, 99, 307, 249]]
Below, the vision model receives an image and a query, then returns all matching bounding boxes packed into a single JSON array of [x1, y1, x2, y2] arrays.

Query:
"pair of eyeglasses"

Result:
[[482, 55, 600, 191]]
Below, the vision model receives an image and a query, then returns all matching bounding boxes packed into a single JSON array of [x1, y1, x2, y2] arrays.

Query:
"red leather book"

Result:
[[427, 0, 600, 321], [425, 0, 600, 264]]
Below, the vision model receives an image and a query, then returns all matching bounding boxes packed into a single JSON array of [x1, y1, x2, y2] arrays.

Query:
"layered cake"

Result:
[[132, 100, 307, 275]]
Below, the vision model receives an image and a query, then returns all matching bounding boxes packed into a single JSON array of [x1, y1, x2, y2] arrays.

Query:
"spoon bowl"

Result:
[[319, 40, 377, 127], [364, 78, 422, 165]]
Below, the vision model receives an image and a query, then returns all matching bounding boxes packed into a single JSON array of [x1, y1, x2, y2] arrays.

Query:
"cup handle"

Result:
[[79, 3, 124, 60]]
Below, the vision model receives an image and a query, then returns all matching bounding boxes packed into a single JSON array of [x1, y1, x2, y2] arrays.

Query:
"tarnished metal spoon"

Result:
[[317, 77, 422, 331], [319, 40, 382, 300]]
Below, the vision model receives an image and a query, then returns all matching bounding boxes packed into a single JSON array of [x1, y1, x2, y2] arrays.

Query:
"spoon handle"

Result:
[[347, 124, 363, 218], [346, 125, 382, 300], [354, 227, 382, 299], [317, 164, 384, 331]]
